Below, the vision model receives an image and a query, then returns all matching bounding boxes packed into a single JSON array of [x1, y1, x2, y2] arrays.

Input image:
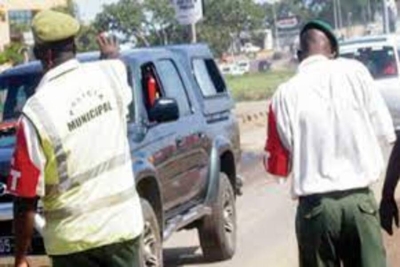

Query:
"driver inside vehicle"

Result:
[[382, 52, 398, 76]]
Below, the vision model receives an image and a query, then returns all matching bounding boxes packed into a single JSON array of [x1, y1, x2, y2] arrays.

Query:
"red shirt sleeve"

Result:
[[7, 120, 40, 198], [264, 105, 290, 177]]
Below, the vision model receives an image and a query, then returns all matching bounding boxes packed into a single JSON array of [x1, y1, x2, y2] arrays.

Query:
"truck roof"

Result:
[[166, 43, 213, 58], [0, 43, 213, 78], [340, 34, 400, 51]]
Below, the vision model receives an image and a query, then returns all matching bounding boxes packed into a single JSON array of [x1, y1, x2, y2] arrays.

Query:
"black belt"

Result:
[[299, 187, 370, 205]]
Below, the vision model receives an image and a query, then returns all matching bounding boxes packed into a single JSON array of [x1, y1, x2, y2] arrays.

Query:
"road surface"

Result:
[[163, 116, 298, 267], [164, 154, 298, 267], [164, 102, 400, 267], [2, 101, 400, 267]]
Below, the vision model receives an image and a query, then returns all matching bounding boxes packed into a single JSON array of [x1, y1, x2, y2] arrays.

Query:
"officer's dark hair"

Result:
[[48, 37, 76, 55], [34, 37, 76, 57], [33, 37, 76, 70]]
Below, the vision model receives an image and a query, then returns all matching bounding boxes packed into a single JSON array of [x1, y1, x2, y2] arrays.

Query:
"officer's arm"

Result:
[[97, 33, 120, 60], [97, 33, 133, 117], [7, 117, 44, 266], [264, 104, 291, 177], [14, 197, 38, 266], [264, 88, 292, 177], [361, 63, 396, 144], [96, 33, 132, 86]]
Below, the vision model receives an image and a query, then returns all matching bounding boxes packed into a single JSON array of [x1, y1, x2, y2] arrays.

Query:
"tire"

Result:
[[140, 199, 163, 267], [198, 173, 237, 262]]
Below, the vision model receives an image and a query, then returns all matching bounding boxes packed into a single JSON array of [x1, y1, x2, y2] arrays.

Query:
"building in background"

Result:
[[0, 0, 67, 50]]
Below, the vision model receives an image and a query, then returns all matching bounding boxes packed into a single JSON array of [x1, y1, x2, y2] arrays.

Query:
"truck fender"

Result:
[[133, 157, 158, 185], [132, 157, 164, 230], [204, 136, 232, 207]]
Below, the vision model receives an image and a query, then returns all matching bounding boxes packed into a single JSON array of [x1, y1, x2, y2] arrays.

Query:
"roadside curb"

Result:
[[236, 110, 268, 124], [234, 100, 270, 125]]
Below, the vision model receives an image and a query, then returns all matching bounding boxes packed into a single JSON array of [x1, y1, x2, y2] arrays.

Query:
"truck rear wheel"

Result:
[[140, 199, 163, 267], [198, 173, 237, 262]]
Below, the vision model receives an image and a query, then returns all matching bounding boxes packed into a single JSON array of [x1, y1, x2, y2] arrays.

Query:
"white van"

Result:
[[340, 35, 400, 129], [218, 63, 245, 76], [236, 60, 251, 74]]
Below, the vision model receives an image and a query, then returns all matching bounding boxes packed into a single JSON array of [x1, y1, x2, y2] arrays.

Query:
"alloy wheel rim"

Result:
[[223, 190, 235, 241], [143, 221, 159, 267]]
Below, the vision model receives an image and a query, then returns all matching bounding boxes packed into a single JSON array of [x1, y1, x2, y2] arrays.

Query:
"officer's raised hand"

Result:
[[97, 33, 120, 59], [380, 196, 399, 235]]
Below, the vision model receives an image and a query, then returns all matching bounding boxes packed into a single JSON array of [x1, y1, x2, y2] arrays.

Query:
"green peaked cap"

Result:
[[32, 10, 80, 44]]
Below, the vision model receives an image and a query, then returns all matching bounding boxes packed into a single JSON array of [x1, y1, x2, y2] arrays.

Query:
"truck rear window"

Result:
[[0, 73, 41, 122], [193, 59, 227, 97]]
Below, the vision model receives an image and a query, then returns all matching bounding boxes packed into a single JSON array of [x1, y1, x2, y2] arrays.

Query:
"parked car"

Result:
[[340, 35, 400, 128], [0, 44, 242, 266], [236, 60, 251, 74], [241, 43, 261, 54], [218, 63, 245, 76], [257, 59, 272, 73]]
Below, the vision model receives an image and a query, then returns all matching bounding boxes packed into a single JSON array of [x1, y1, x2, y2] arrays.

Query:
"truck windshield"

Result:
[[0, 73, 41, 122], [341, 46, 398, 80]]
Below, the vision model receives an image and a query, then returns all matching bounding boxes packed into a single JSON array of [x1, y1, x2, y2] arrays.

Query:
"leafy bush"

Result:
[[0, 43, 24, 65]]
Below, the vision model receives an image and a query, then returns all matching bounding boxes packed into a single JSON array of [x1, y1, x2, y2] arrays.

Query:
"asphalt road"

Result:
[[162, 106, 400, 267], [163, 154, 298, 267], [163, 119, 300, 267], [2, 101, 400, 267]]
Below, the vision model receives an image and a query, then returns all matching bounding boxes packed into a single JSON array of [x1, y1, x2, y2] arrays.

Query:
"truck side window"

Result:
[[141, 63, 163, 116], [193, 59, 227, 97], [157, 60, 191, 116]]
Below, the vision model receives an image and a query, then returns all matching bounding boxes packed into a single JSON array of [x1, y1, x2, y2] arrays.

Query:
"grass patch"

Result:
[[225, 70, 294, 102]]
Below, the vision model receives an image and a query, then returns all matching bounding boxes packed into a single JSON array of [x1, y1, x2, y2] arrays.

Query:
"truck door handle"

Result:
[[176, 138, 184, 147], [198, 132, 205, 139]]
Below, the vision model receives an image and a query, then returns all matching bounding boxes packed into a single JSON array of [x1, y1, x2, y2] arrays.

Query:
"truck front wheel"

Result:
[[198, 173, 237, 262], [140, 199, 163, 267]]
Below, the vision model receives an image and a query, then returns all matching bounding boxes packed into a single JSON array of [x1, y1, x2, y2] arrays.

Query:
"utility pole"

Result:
[[272, 3, 280, 50], [383, 0, 390, 33], [366, 0, 372, 22], [333, 0, 338, 30], [337, 0, 343, 29], [191, 23, 197, 43]]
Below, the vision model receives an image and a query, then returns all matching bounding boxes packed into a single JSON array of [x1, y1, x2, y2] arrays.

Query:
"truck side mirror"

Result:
[[149, 98, 179, 123]]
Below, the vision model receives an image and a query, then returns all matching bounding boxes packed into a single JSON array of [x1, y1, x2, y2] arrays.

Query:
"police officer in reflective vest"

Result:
[[7, 10, 144, 267]]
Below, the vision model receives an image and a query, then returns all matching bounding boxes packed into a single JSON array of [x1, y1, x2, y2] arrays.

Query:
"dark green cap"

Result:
[[32, 10, 80, 44], [301, 20, 339, 56]]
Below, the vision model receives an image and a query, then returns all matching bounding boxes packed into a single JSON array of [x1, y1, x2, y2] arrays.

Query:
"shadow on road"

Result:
[[164, 246, 208, 267]]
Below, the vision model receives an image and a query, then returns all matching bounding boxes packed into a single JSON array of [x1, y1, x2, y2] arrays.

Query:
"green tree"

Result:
[[94, 0, 187, 46], [94, 0, 265, 56], [53, 0, 98, 52], [0, 42, 24, 65], [94, 0, 149, 45], [53, 0, 76, 16], [142, 0, 183, 45], [76, 24, 99, 52], [301, 0, 376, 26], [197, 0, 265, 55]]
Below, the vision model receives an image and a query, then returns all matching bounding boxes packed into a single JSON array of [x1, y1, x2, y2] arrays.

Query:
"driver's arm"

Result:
[[7, 117, 45, 266]]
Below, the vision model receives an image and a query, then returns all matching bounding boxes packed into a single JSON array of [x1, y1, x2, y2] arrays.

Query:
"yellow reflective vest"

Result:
[[22, 59, 143, 255]]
